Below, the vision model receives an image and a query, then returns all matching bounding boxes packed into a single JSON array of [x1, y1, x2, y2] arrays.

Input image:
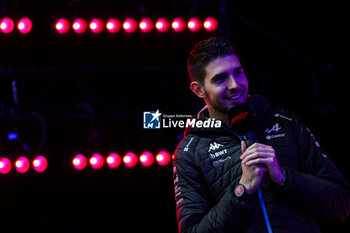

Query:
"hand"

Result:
[[239, 141, 267, 194], [240, 142, 284, 185]]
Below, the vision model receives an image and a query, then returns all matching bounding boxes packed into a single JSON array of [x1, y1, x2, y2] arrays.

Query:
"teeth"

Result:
[[229, 94, 241, 100]]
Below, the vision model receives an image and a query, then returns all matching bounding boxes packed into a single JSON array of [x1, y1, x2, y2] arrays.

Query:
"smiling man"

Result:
[[172, 37, 350, 233], [190, 53, 248, 125]]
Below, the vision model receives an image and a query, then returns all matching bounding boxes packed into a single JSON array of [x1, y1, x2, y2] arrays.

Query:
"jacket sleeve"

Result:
[[173, 136, 254, 233], [277, 116, 350, 223]]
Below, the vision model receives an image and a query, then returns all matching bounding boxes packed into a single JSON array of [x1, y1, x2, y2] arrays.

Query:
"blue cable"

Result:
[[257, 187, 273, 233], [224, 108, 274, 233], [248, 131, 273, 233]]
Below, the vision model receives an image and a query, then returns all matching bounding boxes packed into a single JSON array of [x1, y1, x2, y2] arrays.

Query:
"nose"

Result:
[[227, 75, 239, 90]]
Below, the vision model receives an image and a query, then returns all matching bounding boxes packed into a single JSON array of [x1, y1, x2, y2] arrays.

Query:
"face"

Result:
[[200, 54, 248, 113]]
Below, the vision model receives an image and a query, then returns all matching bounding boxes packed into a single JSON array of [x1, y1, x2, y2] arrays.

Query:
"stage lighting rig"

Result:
[[71, 150, 171, 171]]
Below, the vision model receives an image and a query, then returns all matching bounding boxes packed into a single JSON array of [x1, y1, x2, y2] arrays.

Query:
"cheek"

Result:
[[205, 85, 226, 99], [242, 75, 249, 90]]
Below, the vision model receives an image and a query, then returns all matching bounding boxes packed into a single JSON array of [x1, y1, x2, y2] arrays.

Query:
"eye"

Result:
[[215, 77, 226, 83], [234, 70, 243, 76], [212, 74, 228, 84]]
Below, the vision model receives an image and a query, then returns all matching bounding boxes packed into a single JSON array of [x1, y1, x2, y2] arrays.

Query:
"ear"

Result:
[[190, 81, 206, 98]]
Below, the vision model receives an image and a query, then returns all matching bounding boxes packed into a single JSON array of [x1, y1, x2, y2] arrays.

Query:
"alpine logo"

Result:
[[265, 123, 285, 140], [208, 142, 224, 152], [265, 123, 281, 134]]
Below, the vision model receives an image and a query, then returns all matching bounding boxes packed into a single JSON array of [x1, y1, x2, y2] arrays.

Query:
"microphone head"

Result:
[[229, 103, 256, 135]]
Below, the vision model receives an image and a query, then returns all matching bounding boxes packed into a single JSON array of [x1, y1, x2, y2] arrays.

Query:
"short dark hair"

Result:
[[187, 37, 239, 85]]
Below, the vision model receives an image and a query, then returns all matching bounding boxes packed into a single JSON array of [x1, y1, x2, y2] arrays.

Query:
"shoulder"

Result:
[[265, 107, 303, 130], [270, 107, 296, 121], [173, 133, 224, 165], [270, 108, 309, 133], [173, 134, 201, 161]]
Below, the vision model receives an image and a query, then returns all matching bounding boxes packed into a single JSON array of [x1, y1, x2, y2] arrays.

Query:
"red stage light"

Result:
[[72, 18, 87, 34], [171, 18, 186, 32], [32, 155, 48, 173], [89, 153, 104, 169], [106, 18, 121, 33], [203, 17, 218, 32], [123, 18, 137, 33], [106, 153, 122, 168], [187, 17, 201, 32], [155, 18, 169, 33], [89, 18, 104, 34], [72, 154, 87, 170], [139, 18, 153, 33], [55, 18, 70, 34], [123, 152, 138, 167], [139, 151, 154, 167], [0, 17, 15, 34], [0, 157, 12, 174], [156, 151, 171, 166], [15, 156, 30, 173], [17, 17, 32, 34]]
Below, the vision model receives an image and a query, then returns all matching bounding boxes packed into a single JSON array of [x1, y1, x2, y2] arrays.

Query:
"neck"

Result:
[[207, 106, 230, 127]]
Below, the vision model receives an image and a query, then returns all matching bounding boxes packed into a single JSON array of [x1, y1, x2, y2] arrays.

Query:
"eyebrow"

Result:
[[210, 66, 243, 83]]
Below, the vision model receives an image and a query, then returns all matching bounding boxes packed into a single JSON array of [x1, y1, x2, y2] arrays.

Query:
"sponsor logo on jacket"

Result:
[[209, 148, 230, 166], [208, 142, 224, 152], [209, 149, 228, 159], [274, 113, 292, 121], [184, 137, 194, 152], [265, 123, 285, 140]]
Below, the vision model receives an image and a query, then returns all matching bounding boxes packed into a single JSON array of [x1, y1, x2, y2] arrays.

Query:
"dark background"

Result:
[[0, 0, 349, 232]]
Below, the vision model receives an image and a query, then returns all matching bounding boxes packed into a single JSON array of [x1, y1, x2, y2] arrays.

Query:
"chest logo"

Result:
[[265, 123, 281, 134], [209, 149, 228, 159], [208, 142, 224, 152]]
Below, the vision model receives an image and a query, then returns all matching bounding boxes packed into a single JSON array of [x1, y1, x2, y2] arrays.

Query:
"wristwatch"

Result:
[[234, 184, 249, 200], [277, 167, 287, 187]]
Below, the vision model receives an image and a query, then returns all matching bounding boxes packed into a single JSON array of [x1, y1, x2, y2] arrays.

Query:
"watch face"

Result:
[[235, 185, 244, 197]]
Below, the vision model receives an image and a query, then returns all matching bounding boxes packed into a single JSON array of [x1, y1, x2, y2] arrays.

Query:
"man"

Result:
[[172, 37, 350, 233]]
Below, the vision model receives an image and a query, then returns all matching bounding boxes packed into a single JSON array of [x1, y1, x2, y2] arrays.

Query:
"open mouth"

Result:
[[228, 94, 241, 100], [227, 92, 243, 101]]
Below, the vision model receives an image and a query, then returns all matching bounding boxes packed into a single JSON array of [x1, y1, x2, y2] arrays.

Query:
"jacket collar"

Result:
[[185, 95, 272, 136]]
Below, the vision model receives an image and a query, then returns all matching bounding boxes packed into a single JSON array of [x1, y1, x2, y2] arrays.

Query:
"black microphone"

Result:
[[229, 103, 256, 147], [230, 103, 268, 183]]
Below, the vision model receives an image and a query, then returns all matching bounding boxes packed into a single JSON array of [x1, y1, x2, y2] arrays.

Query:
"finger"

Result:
[[245, 157, 274, 167], [245, 143, 273, 152], [241, 140, 247, 154], [242, 151, 270, 164], [240, 142, 256, 159], [244, 144, 275, 154]]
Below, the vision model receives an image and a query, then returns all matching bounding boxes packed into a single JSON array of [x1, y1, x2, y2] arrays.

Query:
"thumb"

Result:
[[241, 140, 247, 153]]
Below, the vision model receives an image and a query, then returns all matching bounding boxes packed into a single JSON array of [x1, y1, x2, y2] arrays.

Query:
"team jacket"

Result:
[[173, 95, 350, 233]]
